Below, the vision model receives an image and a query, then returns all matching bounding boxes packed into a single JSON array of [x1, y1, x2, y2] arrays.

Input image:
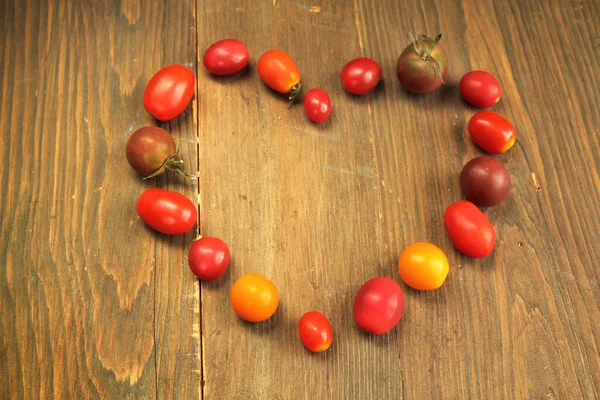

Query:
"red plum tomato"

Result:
[[203, 39, 249, 76], [444, 200, 496, 258], [298, 311, 333, 352], [303, 88, 332, 122], [136, 188, 197, 235], [353, 277, 404, 334], [188, 237, 231, 280], [144, 65, 195, 121], [460, 70, 502, 108], [340, 57, 382, 95]]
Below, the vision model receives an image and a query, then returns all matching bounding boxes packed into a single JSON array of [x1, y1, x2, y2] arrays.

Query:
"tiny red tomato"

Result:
[[188, 237, 231, 280], [203, 39, 249, 76], [136, 188, 197, 235], [468, 111, 516, 154], [303, 88, 332, 123], [144, 65, 195, 121], [444, 200, 496, 258], [257, 50, 301, 98], [340, 57, 382, 95], [298, 311, 333, 353], [460, 70, 502, 108], [353, 277, 404, 335]]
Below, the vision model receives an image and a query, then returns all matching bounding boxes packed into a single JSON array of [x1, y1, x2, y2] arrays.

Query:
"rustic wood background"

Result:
[[1, 0, 599, 399]]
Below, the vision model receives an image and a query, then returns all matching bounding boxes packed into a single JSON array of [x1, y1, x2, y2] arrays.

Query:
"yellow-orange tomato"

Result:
[[230, 274, 279, 322], [257, 50, 301, 95], [398, 242, 449, 290]]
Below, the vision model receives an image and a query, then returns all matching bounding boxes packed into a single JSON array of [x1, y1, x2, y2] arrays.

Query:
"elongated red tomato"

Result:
[[144, 65, 195, 121], [460, 70, 502, 108], [257, 50, 301, 97], [444, 200, 496, 258], [188, 237, 230, 280], [203, 39, 249, 76], [298, 311, 333, 352], [468, 111, 516, 154], [353, 277, 404, 334], [136, 188, 197, 235], [303, 88, 332, 122]]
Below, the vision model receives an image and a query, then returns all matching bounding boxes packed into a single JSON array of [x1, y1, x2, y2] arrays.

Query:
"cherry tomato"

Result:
[[298, 311, 333, 352], [257, 50, 301, 99], [460, 156, 510, 207], [396, 34, 448, 94], [188, 237, 231, 280], [136, 188, 197, 235], [468, 111, 516, 154], [340, 57, 382, 95], [353, 277, 404, 334], [398, 242, 449, 290], [230, 274, 279, 322], [460, 70, 502, 108], [444, 200, 496, 258], [126, 126, 188, 178], [303, 88, 332, 122], [203, 39, 249, 76], [144, 65, 195, 121]]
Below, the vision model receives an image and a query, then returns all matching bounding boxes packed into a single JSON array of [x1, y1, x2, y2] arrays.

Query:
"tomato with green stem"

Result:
[[257, 50, 301, 102], [396, 33, 448, 94], [126, 126, 188, 179]]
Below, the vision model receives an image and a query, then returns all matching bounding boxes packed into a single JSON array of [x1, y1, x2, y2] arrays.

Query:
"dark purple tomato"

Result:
[[126, 126, 187, 178], [203, 39, 249, 76], [340, 58, 382, 95], [303, 88, 332, 122], [396, 34, 448, 94], [459, 70, 502, 108], [460, 156, 510, 207]]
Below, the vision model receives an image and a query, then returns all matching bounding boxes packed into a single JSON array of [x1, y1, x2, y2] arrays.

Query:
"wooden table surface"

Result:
[[1, 0, 599, 399]]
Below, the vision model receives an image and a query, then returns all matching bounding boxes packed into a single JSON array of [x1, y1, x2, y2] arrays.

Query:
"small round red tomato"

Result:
[[136, 188, 197, 235], [444, 200, 496, 258], [303, 88, 332, 122], [230, 274, 279, 322], [188, 237, 230, 280], [298, 311, 333, 352], [460, 156, 510, 207], [203, 39, 249, 76], [144, 65, 195, 121], [468, 111, 516, 154], [353, 277, 404, 335], [460, 70, 502, 108], [340, 57, 382, 95], [398, 242, 449, 290], [257, 50, 301, 99], [397, 34, 448, 94]]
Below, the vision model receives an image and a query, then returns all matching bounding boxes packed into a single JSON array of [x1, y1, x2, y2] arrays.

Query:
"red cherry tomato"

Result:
[[353, 277, 404, 334], [136, 188, 197, 235], [257, 50, 301, 98], [444, 200, 496, 258], [303, 88, 332, 123], [460, 70, 502, 108], [468, 111, 516, 154], [298, 311, 333, 352], [340, 57, 382, 95], [144, 65, 195, 121], [188, 237, 231, 280], [203, 39, 249, 76]]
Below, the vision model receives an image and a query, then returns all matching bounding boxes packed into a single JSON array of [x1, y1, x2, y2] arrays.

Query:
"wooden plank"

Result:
[[0, 0, 200, 398], [197, 0, 600, 399]]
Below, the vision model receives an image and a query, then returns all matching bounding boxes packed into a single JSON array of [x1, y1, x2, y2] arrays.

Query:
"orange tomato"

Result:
[[230, 274, 279, 322], [398, 242, 449, 290], [257, 50, 301, 96]]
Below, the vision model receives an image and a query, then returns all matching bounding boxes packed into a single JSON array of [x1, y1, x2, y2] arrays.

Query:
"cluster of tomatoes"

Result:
[[125, 33, 517, 351]]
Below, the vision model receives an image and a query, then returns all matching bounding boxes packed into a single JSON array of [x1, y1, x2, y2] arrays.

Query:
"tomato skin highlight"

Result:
[[257, 50, 301, 94], [353, 277, 404, 334], [468, 111, 516, 154], [230, 274, 279, 322], [444, 200, 496, 258], [188, 237, 231, 280], [303, 88, 332, 122], [460, 70, 502, 108], [298, 311, 333, 352], [340, 57, 382, 95], [203, 39, 249, 76], [136, 188, 197, 235], [143, 65, 195, 121], [398, 242, 449, 290]]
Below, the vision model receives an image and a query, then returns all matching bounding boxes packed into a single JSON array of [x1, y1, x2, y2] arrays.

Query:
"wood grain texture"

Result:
[[0, 0, 200, 398], [197, 0, 600, 399]]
